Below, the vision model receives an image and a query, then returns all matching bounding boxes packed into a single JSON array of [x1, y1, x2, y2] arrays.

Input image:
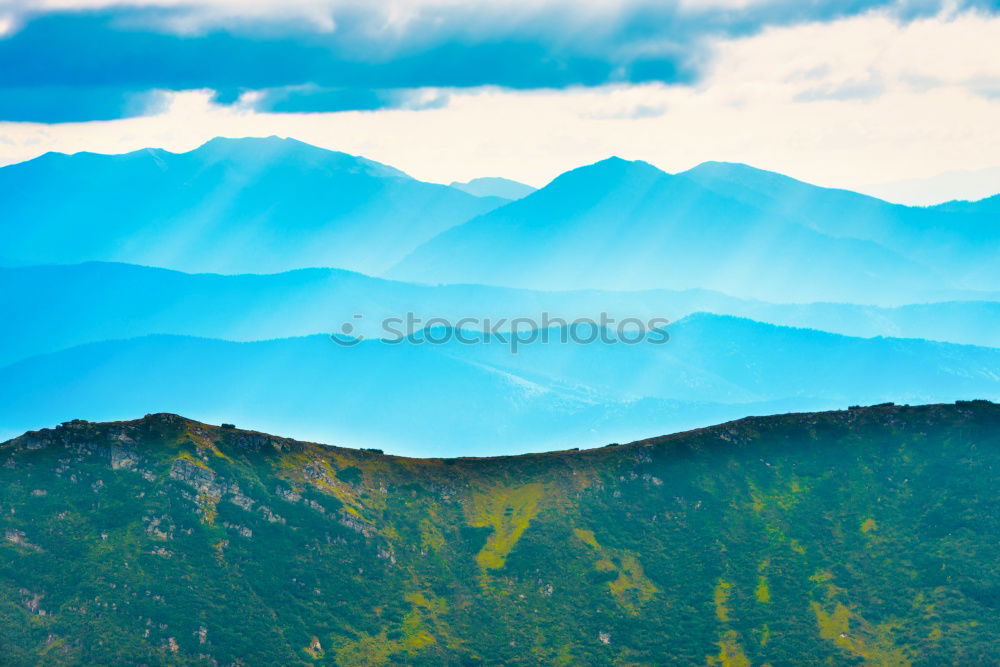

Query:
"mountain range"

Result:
[[1, 402, 996, 664], [4, 138, 1000, 304], [3, 136, 1000, 665], [0, 137, 504, 275], [390, 157, 1000, 303], [7, 262, 1000, 369], [3, 314, 1000, 454], [3, 137, 1000, 453], [449, 176, 536, 200]]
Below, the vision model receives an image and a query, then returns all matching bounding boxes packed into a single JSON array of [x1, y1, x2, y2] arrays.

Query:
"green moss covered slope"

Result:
[[1, 402, 998, 665]]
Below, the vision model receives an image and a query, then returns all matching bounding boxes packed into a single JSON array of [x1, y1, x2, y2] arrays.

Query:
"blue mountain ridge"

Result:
[[4, 138, 1000, 455], [4, 262, 1000, 368], [389, 156, 1000, 303], [0, 136, 505, 275], [2, 314, 998, 455]]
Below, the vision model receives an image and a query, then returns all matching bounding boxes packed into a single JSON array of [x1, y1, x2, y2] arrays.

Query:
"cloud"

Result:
[[3, 9, 998, 205], [0, 14, 16, 38], [242, 85, 450, 113], [0, 86, 170, 122], [583, 102, 668, 120], [970, 77, 1000, 99], [793, 74, 885, 102], [0, 0, 983, 122]]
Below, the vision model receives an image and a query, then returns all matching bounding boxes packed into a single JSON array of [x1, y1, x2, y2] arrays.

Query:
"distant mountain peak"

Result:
[[680, 160, 896, 204], [682, 160, 793, 184], [540, 155, 668, 193], [679, 159, 912, 217], [186, 135, 412, 180], [0, 136, 512, 276], [590, 155, 660, 171], [450, 177, 536, 200], [191, 134, 306, 155], [192, 134, 329, 155], [197, 134, 290, 147]]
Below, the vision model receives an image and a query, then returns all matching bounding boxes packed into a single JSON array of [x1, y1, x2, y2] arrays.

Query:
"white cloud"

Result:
[[1, 8, 998, 203], [0, 13, 16, 37]]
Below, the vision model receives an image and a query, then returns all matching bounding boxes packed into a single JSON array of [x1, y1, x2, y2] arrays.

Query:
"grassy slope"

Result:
[[0, 402, 998, 665]]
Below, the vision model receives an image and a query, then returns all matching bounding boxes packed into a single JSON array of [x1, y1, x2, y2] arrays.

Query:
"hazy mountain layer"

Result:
[[0, 330, 829, 456], [391, 157, 1000, 303], [3, 314, 999, 454], [5, 137, 998, 302], [1, 402, 997, 664], [682, 161, 1000, 289], [5, 262, 1000, 368], [449, 176, 536, 199], [0, 137, 504, 275], [444, 313, 1000, 405]]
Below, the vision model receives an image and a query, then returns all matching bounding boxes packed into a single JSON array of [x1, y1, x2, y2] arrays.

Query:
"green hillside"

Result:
[[1, 402, 998, 665]]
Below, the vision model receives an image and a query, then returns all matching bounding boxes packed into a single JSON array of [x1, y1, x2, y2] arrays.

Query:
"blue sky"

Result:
[[1, 0, 999, 202]]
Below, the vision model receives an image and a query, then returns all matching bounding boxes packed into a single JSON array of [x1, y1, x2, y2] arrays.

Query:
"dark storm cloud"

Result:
[[0, 0, 992, 122]]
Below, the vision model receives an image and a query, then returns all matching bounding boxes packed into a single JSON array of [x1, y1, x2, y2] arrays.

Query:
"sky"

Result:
[[1, 0, 999, 203]]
